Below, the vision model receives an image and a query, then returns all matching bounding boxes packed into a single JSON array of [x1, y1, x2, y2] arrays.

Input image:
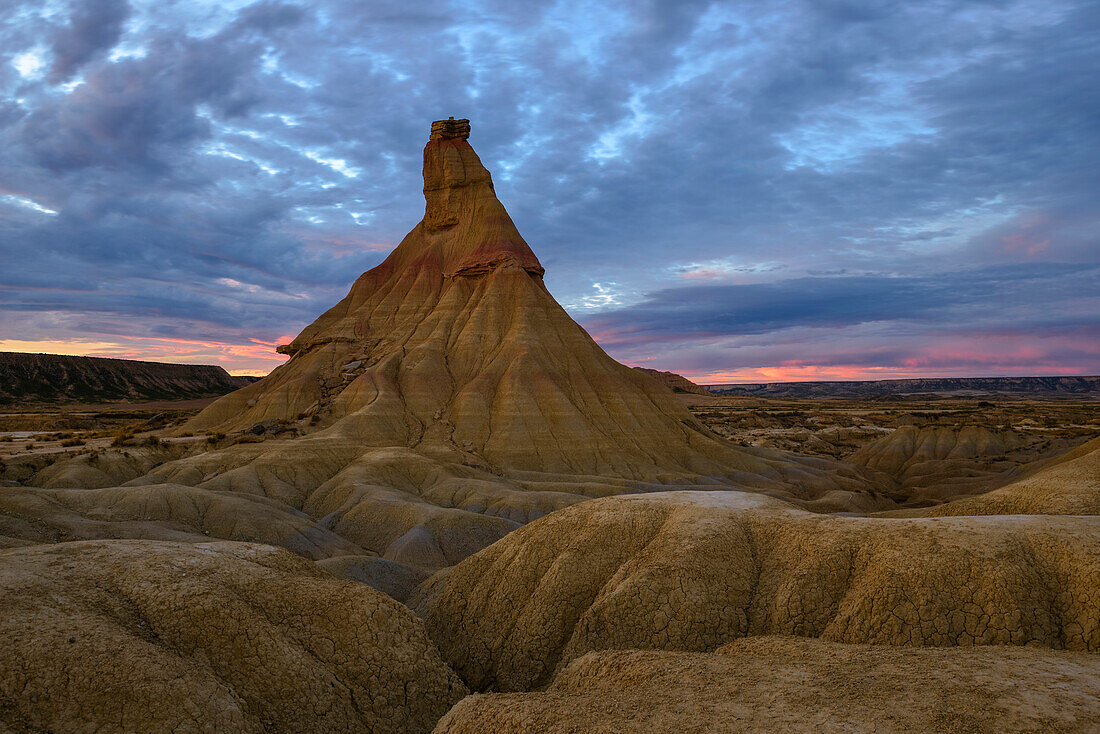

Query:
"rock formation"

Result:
[[848, 425, 1030, 503], [177, 119, 867, 502], [434, 637, 1100, 733], [413, 491, 1100, 691], [0, 483, 367, 558], [0, 119, 892, 580], [0, 540, 466, 733]]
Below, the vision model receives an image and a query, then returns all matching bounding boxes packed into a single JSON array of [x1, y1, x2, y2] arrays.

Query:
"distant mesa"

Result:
[[708, 376, 1100, 399], [0, 351, 256, 405]]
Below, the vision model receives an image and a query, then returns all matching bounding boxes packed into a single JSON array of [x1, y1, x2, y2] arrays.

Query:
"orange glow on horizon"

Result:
[[0, 337, 288, 375], [677, 362, 1091, 384]]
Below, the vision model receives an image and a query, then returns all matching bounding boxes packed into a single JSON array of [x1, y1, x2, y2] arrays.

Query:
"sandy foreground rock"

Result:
[[414, 491, 1100, 691], [0, 539, 467, 734], [434, 636, 1100, 733]]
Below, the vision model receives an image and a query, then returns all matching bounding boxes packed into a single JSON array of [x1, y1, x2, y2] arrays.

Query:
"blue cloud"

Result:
[[0, 0, 1096, 375], [584, 264, 1100, 341]]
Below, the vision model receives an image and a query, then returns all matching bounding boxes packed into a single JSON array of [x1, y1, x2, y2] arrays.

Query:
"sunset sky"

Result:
[[1, 0, 1096, 381]]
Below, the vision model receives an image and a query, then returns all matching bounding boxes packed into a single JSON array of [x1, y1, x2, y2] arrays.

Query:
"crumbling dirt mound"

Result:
[[0, 540, 466, 733], [0, 483, 366, 559], [434, 636, 1100, 733], [414, 491, 1100, 691], [921, 435, 1100, 516], [317, 553, 430, 602]]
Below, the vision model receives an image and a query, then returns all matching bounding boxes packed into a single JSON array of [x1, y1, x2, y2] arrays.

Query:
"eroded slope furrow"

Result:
[[413, 491, 1100, 691]]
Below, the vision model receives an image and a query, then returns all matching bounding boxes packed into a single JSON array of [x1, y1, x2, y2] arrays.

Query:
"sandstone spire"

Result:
[[167, 119, 882, 565], [189, 120, 732, 474]]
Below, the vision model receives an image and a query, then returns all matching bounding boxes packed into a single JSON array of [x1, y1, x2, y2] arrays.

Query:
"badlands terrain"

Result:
[[1, 120, 1097, 732]]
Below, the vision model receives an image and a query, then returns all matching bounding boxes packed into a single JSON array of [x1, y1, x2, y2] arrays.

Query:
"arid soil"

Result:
[[435, 637, 1100, 733]]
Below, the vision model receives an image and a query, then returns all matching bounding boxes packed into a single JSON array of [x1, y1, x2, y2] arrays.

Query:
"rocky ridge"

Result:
[[0, 351, 255, 404], [708, 376, 1100, 398]]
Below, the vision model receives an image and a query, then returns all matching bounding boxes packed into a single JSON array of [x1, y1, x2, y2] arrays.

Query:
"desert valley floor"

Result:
[[2, 388, 1097, 732], [0, 120, 1097, 733]]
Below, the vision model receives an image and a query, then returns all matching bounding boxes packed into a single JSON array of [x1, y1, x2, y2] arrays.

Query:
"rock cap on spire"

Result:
[[430, 117, 471, 140]]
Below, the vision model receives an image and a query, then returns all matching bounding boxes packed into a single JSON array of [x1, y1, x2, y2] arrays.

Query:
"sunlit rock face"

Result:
[[184, 119, 795, 483]]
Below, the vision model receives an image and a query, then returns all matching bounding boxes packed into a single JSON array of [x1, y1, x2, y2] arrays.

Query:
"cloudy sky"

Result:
[[0, 0, 1096, 381]]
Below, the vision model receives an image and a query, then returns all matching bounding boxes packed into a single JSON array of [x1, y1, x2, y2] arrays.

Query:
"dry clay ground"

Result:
[[0, 394, 1098, 732], [687, 393, 1099, 506]]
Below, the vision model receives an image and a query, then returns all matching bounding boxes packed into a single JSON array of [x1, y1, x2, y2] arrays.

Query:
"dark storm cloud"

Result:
[[48, 0, 131, 82], [0, 0, 1096, 375], [583, 264, 1100, 345]]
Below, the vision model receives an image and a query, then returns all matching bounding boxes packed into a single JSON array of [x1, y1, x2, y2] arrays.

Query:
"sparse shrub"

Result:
[[145, 435, 163, 447], [111, 430, 135, 447], [24, 442, 34, 450], [233, 434, 265, 444], [60, 438, 85, 447], [0, 435, 12, 442], [206, 432, 225, 444]]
